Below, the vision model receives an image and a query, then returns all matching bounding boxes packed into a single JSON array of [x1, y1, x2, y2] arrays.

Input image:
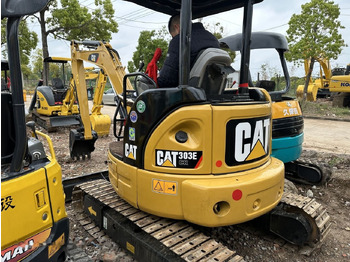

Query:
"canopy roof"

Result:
[[123, 0, 263, 19], [220, 32, 289, 52], [1, 0, 48, 18]]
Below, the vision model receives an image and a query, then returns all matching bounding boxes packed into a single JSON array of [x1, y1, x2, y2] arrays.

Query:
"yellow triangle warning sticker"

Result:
[[128, 152, 135, 160], [246, 140, 266, 161], [154, 181, 163, 192], [162, 159, 174, 167], [152, 179, 177, 195]]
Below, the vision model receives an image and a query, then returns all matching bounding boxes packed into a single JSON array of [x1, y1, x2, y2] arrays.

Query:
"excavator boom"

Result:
[[68, 40, 132, 159]]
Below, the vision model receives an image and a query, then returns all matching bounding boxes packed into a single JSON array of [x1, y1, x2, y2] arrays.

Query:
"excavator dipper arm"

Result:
[[69, 43, 98, 160]]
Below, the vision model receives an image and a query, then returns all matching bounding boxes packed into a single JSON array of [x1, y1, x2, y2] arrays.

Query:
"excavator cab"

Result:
[[32, 57, 77, 113], [1, 0, 69, 260], [220, 32, 326, 185], [107, 0, 286, 227]]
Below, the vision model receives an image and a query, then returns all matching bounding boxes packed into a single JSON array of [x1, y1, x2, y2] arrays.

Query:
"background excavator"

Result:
[[1, 0, 69, 261], [66, 1, 331, 258], [30, 60, 112, 138], [220, 32, 330, 185], [296, 57, 350, 107], [68, 40, 134, 159], [29, 57, 81, 132]]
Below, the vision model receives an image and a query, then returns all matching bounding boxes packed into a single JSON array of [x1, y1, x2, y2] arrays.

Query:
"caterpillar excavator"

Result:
[[220, 32, 330, 185], [296, 58, 350, 107], [63, 1, 331, 261], [68, 40, 134, 159], [29, 57, 81, 132], [1, 0, 69, 261]]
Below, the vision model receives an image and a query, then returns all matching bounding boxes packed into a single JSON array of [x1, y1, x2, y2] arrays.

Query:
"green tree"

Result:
[[1, 19, 38, 79], [31, 48, 44, 79], [127, 27, 169, 73], [31, 0, 118, 84], [286, 0, 346, 99], [204, 22, 236, 62]]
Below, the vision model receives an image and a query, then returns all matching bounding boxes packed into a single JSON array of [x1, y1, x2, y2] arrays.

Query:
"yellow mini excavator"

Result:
[[67, 0, 331, 255], [1, 0, 69, 261], [29, 57, 81, 132], [68, 40, 133, 159]]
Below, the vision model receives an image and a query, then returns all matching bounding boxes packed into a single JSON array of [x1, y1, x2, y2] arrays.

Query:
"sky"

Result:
[[29, 0, 350, 79]]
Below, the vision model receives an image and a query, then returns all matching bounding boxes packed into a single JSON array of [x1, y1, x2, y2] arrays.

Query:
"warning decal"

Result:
[[152, 179, 177, 195]]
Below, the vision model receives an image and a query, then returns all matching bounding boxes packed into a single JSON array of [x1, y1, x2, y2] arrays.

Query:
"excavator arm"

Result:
[[70, 40, 133, 94], [69, 45, 98, 160], [297, 57, 332, 101], [60, 77, 77, 116], [68, 40, 133, 159], [89, 69, 112, 136], [91, 69, 107, 115]]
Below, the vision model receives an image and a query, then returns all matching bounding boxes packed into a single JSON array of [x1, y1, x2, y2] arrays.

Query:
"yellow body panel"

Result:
[[211, 102, 271, 174], [109, 152, 284, 227], [271, 99, 302, 119], [36, 90, 79, 116], [1, 132, 67, 250], [109, 99, 285, 227], [144, 105, 212, 174], [329, 75, 350, 92]]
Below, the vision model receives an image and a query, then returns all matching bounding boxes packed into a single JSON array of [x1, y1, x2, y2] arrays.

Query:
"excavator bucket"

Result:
[[90, 114, 111, 136], [296, 84, 317, 101], [69, 129, 98, 160]]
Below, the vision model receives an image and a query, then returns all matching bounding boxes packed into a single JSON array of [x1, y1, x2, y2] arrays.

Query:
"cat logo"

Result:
[[156, 150, 203, 169], [225, 116, 271, 166], [88, 53, 99, 63], [125, 143, 137, 160]]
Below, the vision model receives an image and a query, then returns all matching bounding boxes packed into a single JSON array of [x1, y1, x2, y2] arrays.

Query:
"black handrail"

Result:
[[239, 0, 253, 94]]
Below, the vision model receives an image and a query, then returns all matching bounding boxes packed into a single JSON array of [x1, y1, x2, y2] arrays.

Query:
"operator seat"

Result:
[[255, 80, 276, 92], [52, 78, 64, 89], [51, 78, 67, 103], [189, 48, 234, 96]]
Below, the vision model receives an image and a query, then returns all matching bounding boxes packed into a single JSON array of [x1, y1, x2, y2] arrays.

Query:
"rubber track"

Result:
[[280, 192, 332, 244], [72, 179, 244, 262]]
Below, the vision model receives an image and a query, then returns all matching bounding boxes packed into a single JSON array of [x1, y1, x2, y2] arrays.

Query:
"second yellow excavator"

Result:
[[296, 58, 350, 107], [29, 57, 80, 132], [68, 40, 134, 159]]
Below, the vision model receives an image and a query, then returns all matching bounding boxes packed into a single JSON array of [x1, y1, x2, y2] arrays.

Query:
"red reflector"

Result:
[[216, 160, 222, 167], [239, 83, 249, 88], [232, 189, 242, 201]]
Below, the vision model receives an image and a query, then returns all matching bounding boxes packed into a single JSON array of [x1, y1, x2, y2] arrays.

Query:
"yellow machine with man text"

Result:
[[1, 1, 69, 261]]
